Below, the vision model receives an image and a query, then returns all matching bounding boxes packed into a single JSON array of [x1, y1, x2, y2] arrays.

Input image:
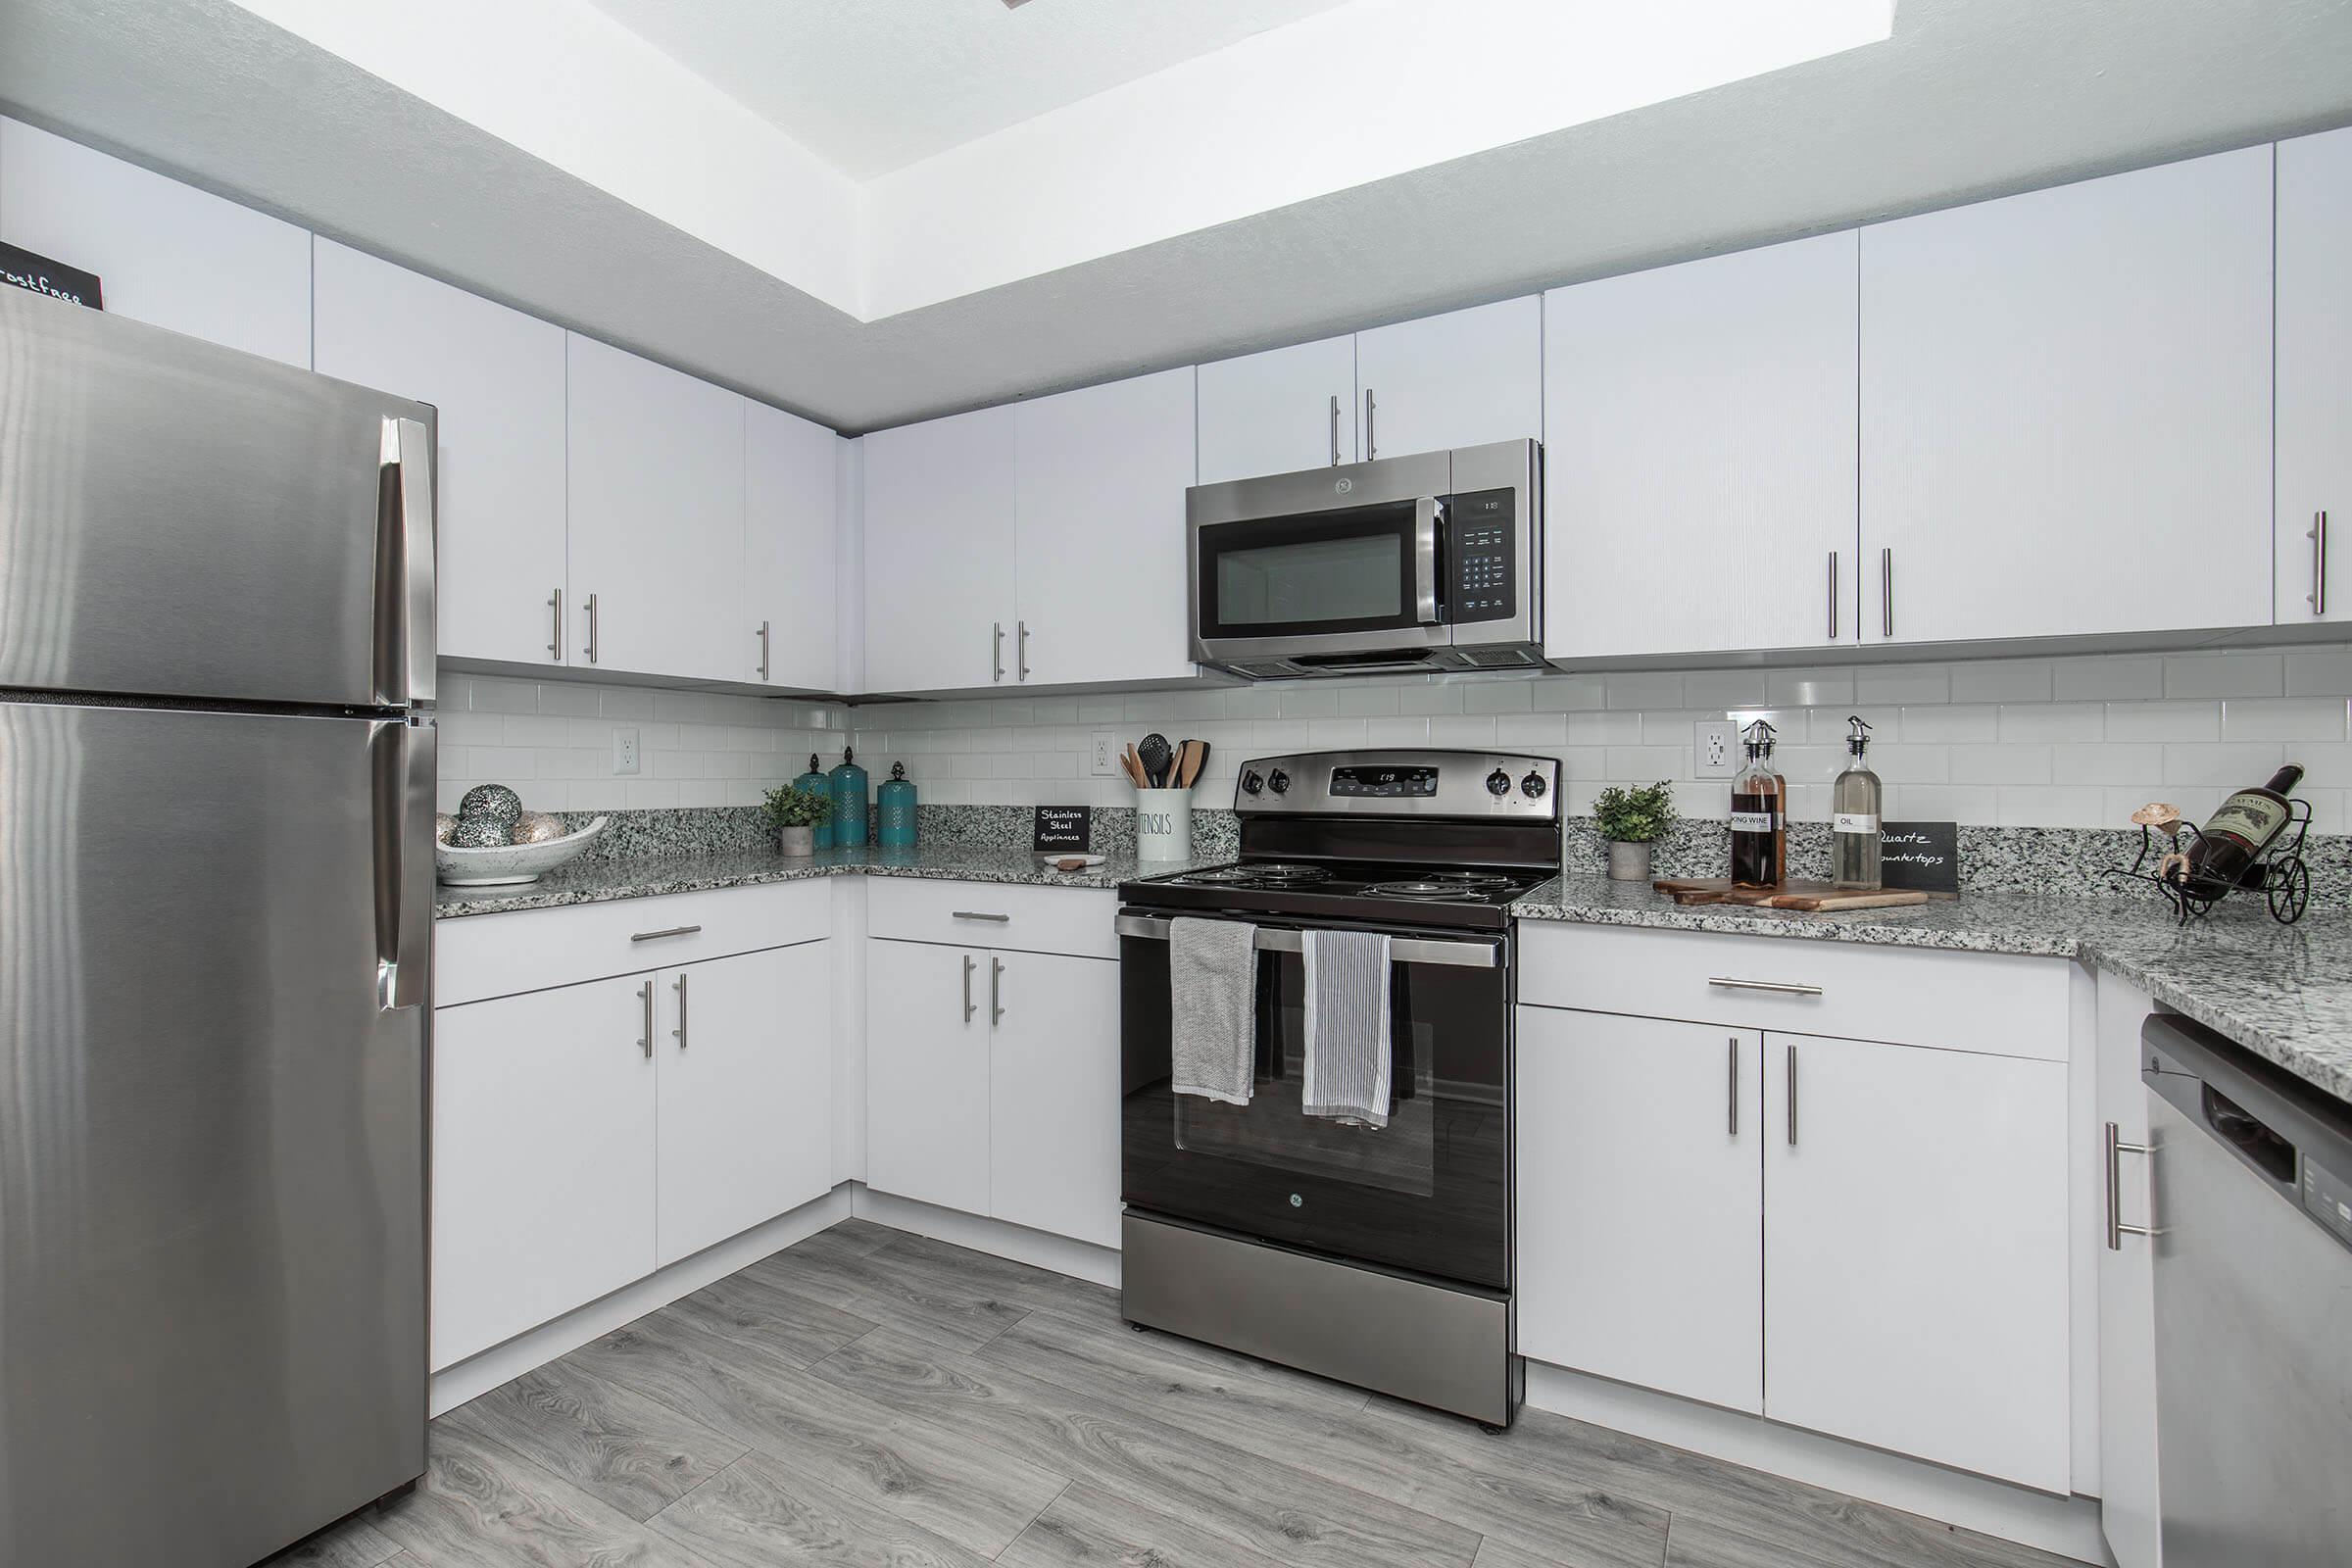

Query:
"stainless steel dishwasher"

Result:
[[2143, 1014, 2352, 1567]]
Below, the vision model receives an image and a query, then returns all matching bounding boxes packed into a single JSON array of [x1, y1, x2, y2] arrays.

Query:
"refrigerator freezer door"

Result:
[[0, 700, 428, 1566], [0, 288, 435, 708]]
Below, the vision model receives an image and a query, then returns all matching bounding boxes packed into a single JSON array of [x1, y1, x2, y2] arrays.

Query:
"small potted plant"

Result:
[[1594, 781, 1675, 882], [761, 783, 833, 858]]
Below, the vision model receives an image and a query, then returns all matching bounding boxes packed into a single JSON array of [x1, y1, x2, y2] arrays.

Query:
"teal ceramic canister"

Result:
[[828, 747, 870, 849], [877, 761, 918, 849], [794, 753, 833, 850]]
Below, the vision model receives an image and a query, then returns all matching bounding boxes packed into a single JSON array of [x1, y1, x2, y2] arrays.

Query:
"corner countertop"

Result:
[[433, 844, 1228, 919], [1510, 873, 2352, 1106]]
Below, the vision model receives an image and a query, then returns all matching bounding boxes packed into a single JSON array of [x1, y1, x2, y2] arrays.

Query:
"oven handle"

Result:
[[1413, 496, 1444, 626], [1115, 913, 1497, 969]]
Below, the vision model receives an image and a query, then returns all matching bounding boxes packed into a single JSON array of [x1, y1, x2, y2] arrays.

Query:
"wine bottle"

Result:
[[1730, 719, 1785, 887], [1832, 716, 1883, 890], [2183, 765, 2304, 888]]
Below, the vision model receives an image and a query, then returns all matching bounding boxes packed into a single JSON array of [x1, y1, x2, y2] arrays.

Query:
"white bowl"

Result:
[[436, 816, 610, 886]]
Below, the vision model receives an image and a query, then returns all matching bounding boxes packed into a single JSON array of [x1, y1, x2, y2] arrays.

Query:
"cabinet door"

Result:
[[1546, 235, 1857, 660], [0, 118, 311, 366], [743, 401, 840, 689], [1763, 1034, 2071, 1490], [988, 952, 1121, 1248], [1517, 1009, 1764, 1412], [656, 944, 834, 1267], [861, 405, 1017, 693], [2094, 973, 2164, 1568], [2278, 125, 2352, 626], [313, 240, 569, 668], [865, 941, 991, 1213], [1013, 368, 1196, 688], [1196, 334, 1355, 482], [1859, 148, 2273, 644], [431, 976, 658, 1368], [1353, 296, 1542, 461], [566, 334, 747, 680]]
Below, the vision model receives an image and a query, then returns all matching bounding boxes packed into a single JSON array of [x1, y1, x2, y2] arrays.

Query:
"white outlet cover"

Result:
[[1090, 731, 1119, 777], [612, 726, 641, 775], [1694, 719, 1739, 779]]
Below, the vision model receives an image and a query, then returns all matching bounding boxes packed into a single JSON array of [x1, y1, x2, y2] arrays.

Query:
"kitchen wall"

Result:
[[848, 644, 2352, 835]]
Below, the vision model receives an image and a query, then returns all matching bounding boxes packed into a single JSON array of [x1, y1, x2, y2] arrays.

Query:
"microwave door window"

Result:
[[1217, 534, 1404, 629]]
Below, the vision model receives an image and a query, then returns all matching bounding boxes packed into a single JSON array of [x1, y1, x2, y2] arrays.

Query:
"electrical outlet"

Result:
[[1694, 719, 1739, 779], [1090, 731, 1119, 777], [612, 726, 641, 776]]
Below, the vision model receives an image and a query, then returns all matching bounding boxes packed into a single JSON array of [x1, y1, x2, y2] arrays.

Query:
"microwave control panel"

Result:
[[1446, 488, 1516, 622]]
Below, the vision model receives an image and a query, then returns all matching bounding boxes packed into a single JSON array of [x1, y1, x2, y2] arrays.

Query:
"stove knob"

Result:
[[1241, 769, 1263, 796], [1486, 768, 1511, 797], [1267, 768, 1291, 796], [1520, 771, 1548, 799]]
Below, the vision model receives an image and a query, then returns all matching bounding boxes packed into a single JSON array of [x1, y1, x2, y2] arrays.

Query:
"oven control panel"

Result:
[[1237, 750, 1558, 818], [1446, 488, 1516, 624], [1330, 764, 1439, 798]]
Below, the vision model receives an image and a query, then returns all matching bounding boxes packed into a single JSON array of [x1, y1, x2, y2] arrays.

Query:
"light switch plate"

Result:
[[1694, 719, 1739, 779], [612, 726, 641, 775]]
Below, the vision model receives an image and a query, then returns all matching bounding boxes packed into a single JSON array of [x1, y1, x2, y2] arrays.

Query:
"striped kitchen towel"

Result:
[[1302, 928, 1393, 1129], [1170, 915, 1258, 1105]]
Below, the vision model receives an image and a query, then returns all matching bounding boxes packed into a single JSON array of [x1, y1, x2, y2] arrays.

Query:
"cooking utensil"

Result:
[[1121, 745, 1147, 788], [1175, 739, 1206, 789], [1138, 733, 1173, 788]]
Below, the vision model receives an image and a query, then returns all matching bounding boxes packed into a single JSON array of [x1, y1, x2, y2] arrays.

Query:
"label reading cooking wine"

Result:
[[2203, 793, 2289, 847], [1834, 812, 1881, 834], [1729, 811, 1775, 833]]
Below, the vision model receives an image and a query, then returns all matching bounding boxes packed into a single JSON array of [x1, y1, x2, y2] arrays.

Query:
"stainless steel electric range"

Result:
[[1115, 748, 1560, 1428]]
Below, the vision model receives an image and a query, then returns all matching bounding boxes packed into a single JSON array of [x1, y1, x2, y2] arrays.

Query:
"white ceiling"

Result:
[[4, 0, 2351, 434], [578, 0, 1358, 178]]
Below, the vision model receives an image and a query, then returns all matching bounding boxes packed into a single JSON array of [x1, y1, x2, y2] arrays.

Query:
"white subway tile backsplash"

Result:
[[1463, 680, 1534, 714], [1337, 684, 1401, 717], [1681, 669, 1767, 710], [2285, 649, 2352, 697], [1953, 743, 2046, 785], [2218, 697, 2349, 743], [2162, 652, 2284, 700], [1396, 681, 1466, 715], [1996, 703, 2104, 743], [1565, 711, 1642, 746], [1495, 713, 1569, 748], [502, 712, 574, 748], [2054, 656, 2164, 702], [2103, 701, 2223, 743], [1427, 715, 1500, 747], [1364, 717, 1432, 746], [466, 677, 541, 713], [1766, 668, 1855, 709], [1897, 705, 1998, 743], [2052, 742, 2165, 786], [1275, 685, 1340, 719], [1856, 664, 1950, 705], [1868, 744, 1950, 784], [2161, 742, 2287, 786], [1952, 660, 2054, 704], [1529, 674, 1606, 711], [599, 687, 657, 720], [438, 710, 505, 747], [1604, 671, 1683, 710], [1305, 718, 1370, 748], [537, 681, 604, 717], [1995, 786, 2107, 827]]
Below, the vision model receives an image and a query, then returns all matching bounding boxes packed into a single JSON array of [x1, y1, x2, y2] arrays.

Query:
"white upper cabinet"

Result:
[[2278, 126, 2352, 625], [1013, 368, 1197, 687], [862, 405, 1018, 694], [1196, 334, 1356, 483], [565, 335, 748, 682], [1546, 234, 1858, 661], [1353, 296, 1542, 461], [743, 401, 841, 690], [312, 240, 569, 668], [0, 118, 312, 367], [1859, 147, 2274, 646]]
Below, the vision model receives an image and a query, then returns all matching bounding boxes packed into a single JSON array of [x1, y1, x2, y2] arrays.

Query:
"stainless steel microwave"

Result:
[[1188, 439, 1542, 679]]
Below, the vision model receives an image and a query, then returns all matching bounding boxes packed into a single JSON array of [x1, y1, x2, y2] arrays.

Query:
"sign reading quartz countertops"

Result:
[[1034, 806, 1092, 854], [1880, 821, 1960, 895], [0, 241, 101, 309]]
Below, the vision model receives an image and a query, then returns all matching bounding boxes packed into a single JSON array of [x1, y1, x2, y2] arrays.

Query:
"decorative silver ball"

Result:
[[435, 812, 457, 845], [458, 783, 524, 825], [514, 811, 567, 844], [449, 814, 513, 849]]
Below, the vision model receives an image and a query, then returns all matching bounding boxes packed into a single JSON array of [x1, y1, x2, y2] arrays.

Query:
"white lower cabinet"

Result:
[[866, 937, 1120, 1247], [1516, 1010, 1764, 1413], [1762, 1032, 2072, 1492], [2094, 972, 2164, 1568]]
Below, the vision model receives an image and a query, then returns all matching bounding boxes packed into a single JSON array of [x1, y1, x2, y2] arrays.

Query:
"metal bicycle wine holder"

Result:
[[2108, 802, 2313, 926]]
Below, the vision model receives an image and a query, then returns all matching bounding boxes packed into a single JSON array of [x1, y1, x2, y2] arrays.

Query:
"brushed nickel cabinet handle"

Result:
[[992, 622, 1005, 682], [1016, 620, 1031, 681], [1728, 1037, 1740, 1137], [953, 910, 1010, 923], [673, 973, 689, 1050], [549, 587, 564, 661], [1707, 976, 1824, 997], [2106, 1121, 2154, 1250], [1826, 552, 1838, 641], [638, 979, 655, 1059], [1328, 394, 1342, 467], [630, 924, 704, 943], [1880, 548, 1893, 639], [1363, 387, 1377, 462], [1786, 1043, 1798, 1147], [757, 619, 772, 681], [584, 592, 601, 664], [2311, 512, 2329, 616], [991, 956, 1005, 1026], [962, 954, 977, 1024]]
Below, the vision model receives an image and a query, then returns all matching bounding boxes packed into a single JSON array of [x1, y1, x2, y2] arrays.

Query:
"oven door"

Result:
[[1119, 910, 1510, 1290], [1189, 451, 1452, 668]]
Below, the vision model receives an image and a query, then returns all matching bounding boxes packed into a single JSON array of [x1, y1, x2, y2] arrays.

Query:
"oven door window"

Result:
[[1121, 925, 1508, 1290], [1197, 502, 1429, 640]]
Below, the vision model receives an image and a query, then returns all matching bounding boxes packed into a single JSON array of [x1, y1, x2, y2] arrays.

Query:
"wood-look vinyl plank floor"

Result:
[[307, 1220, 2082, 1568]]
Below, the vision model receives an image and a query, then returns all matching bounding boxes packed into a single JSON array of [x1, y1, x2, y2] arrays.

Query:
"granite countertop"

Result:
[[432, 843, 1229, 919], [1510, 873, 2352, 1105]]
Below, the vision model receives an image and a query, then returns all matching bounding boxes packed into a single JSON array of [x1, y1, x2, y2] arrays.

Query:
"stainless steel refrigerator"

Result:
[[0, 287, 434, 1564]]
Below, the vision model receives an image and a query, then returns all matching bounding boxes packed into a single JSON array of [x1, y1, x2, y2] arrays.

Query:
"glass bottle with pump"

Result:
[[1731, 719, 1786, 887], [1833, 715, 1883, 889]]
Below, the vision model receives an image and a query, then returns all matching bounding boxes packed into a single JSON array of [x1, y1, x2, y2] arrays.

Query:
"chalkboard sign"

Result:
[[1880, 820, 1961, 895], [1033, 806, 1092, 854], [0, 242, 102, 310]]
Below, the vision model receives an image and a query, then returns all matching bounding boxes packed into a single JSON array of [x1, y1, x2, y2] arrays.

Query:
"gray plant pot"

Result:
[[1608, 840, 1653, 883], [778, 825, 814, 858]]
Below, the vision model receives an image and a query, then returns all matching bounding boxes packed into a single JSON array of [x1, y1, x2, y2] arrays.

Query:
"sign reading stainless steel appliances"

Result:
[[1033, 806, 1091, 854], [0, 241, 102, 309], [1879, 820, 1960, 894]]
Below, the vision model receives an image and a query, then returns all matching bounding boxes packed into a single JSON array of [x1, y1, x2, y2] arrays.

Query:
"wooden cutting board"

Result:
[[1651, 878, 1932, 911]]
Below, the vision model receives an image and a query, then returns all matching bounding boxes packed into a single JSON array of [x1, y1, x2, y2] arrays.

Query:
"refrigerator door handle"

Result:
[[377, 417, 437, 708], [371, 717, 435, 1010]]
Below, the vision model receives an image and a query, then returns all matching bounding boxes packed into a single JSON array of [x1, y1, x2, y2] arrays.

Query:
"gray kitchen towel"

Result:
[[1302, 928, 1393, 1129], [1170, 916, 1257, 1105]]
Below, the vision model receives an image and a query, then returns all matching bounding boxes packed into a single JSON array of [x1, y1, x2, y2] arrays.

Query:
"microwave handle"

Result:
[[1414, 496, 1444, 625]]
